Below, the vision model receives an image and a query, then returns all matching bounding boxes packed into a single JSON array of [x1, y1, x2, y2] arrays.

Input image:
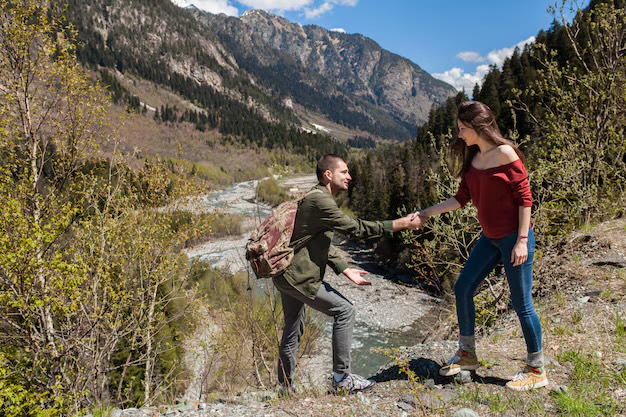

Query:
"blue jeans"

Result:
[[455, 229, 542, 353]]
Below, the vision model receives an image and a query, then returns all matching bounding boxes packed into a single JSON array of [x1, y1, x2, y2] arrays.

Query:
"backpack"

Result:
[[245, 188, 322, 278]]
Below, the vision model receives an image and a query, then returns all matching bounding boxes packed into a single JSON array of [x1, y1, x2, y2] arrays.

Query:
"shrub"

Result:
[[256, 177, 290, 207]]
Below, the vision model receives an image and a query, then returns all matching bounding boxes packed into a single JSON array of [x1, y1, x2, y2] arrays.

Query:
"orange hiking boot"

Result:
[[505, 366, 548, 391], [439, 350, 479, 376]]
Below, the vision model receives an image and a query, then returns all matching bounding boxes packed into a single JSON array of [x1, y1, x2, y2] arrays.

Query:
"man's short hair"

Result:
[[316, 154, 346, 182]]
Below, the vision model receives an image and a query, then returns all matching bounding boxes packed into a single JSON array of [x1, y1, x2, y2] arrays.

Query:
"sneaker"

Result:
[[332, 373, 375, 393], [505, 366, 548, 391], [439, 350, 479, 376], [276, 383, 295, 397]]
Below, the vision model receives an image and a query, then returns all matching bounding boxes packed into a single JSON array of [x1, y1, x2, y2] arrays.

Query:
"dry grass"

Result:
[[103, 105, 277, 182]]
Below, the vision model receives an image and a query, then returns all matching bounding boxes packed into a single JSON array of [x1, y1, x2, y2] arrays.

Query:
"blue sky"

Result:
[[173, 0, 566, 92]]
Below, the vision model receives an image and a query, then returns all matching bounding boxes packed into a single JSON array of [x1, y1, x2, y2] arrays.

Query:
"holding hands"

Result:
[[391, 209, 431, 232], [407, 210, 429, 229], [395, 211, 428, 231]]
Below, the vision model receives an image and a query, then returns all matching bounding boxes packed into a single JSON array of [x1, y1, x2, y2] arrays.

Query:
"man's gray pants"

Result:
[[273, 275, 355, 386]]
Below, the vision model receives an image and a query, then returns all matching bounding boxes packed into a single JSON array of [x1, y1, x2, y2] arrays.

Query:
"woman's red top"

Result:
[[454, 158, 532, 239]]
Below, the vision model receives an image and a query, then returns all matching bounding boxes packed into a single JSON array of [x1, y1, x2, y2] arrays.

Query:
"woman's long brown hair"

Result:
[[450, 101, 526, 178]]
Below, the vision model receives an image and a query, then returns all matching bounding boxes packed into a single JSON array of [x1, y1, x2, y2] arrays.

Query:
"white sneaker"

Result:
[[332, 373, 375, 392], [505, 367, 548, 391]]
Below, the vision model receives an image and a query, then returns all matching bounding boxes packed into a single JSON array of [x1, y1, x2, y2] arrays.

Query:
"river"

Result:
[[184, 175, 442, 385]]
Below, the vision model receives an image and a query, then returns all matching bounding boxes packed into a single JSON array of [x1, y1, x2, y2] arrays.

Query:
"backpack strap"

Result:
[[298, 187, 324, 201], [290, 187, 324, 251]]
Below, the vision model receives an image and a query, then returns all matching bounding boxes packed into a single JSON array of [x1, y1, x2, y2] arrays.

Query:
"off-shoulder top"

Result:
[[454, 158, 532, 239]]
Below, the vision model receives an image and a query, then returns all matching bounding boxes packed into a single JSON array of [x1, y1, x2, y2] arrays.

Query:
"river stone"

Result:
[[577, 296, 591, 305], [416, 392, 445, 409], [399, 387, 458, 411], [454, 370, 472, 384], [356, 391, 370, 405], [453, 409, 479, 417], [423, 378, 436, 389], [551, 385, 569, 395], [398, 393, 416, 410]]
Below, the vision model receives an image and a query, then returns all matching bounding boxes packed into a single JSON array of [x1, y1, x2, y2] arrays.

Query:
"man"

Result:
[[273, 154, 422, 393]]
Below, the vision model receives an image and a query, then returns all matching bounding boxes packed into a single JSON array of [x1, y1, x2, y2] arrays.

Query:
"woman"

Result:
[[413, 101, 547, 391]]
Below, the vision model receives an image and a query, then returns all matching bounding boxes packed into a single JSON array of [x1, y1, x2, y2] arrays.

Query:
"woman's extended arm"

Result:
[[411, 197, 461, 220]]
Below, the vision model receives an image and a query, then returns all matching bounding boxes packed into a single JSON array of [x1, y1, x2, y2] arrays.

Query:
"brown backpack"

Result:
[[245, 188, 322, 278]]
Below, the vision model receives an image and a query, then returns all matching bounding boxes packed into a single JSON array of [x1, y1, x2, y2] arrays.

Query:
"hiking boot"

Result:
[[332, 373, 375, 393], [439, 350, 479, 376], [505, 366, 548, 391]]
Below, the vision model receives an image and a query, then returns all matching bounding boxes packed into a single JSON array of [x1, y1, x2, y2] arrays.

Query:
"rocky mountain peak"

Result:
[[222, 9, 455, 129]]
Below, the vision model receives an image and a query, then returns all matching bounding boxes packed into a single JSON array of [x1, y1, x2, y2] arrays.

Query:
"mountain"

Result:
[[194, 9, 456, 139], [67, 0, 455, 147]]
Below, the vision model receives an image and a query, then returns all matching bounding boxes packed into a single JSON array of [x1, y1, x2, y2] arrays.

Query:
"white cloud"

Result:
[[304, 2, 333, 18], [172, 0, 358, 22], [173, 0, 239, 15], [234, 0, 356, 17], [457, 51, 484, 63], [485, 36, 535, 66], [330, 27, 346, 33], [435, 37, 536, 92], [433, 67, 483, 93], [303, 0, 357, 18], [236, 0, 314, 12]]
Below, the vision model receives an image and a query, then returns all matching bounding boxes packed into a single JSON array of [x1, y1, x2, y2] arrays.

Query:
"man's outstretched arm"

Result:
[[392, 214, 422, 231]]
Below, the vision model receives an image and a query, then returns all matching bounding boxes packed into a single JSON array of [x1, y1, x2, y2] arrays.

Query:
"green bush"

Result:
[[188, 260, 248, 309], [209, 213, 243, 238], [0, 353, 61, 417], [402, 135, 481, 293], [256, 177, 289, 206], [188, 261, 323, 393], [169, 210, 242, 247]]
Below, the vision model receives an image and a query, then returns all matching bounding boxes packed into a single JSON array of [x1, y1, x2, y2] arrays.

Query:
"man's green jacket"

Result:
[[282, 183, 394, 299]]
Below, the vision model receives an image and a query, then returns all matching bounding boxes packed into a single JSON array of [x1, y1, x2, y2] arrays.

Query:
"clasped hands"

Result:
[[403, 210, 429, 230]]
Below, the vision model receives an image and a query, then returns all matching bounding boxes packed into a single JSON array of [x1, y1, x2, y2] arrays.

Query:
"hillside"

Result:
[[89, 218, 626, 417], [3, 0, 625, 415], [99, 72, 316, 186]]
